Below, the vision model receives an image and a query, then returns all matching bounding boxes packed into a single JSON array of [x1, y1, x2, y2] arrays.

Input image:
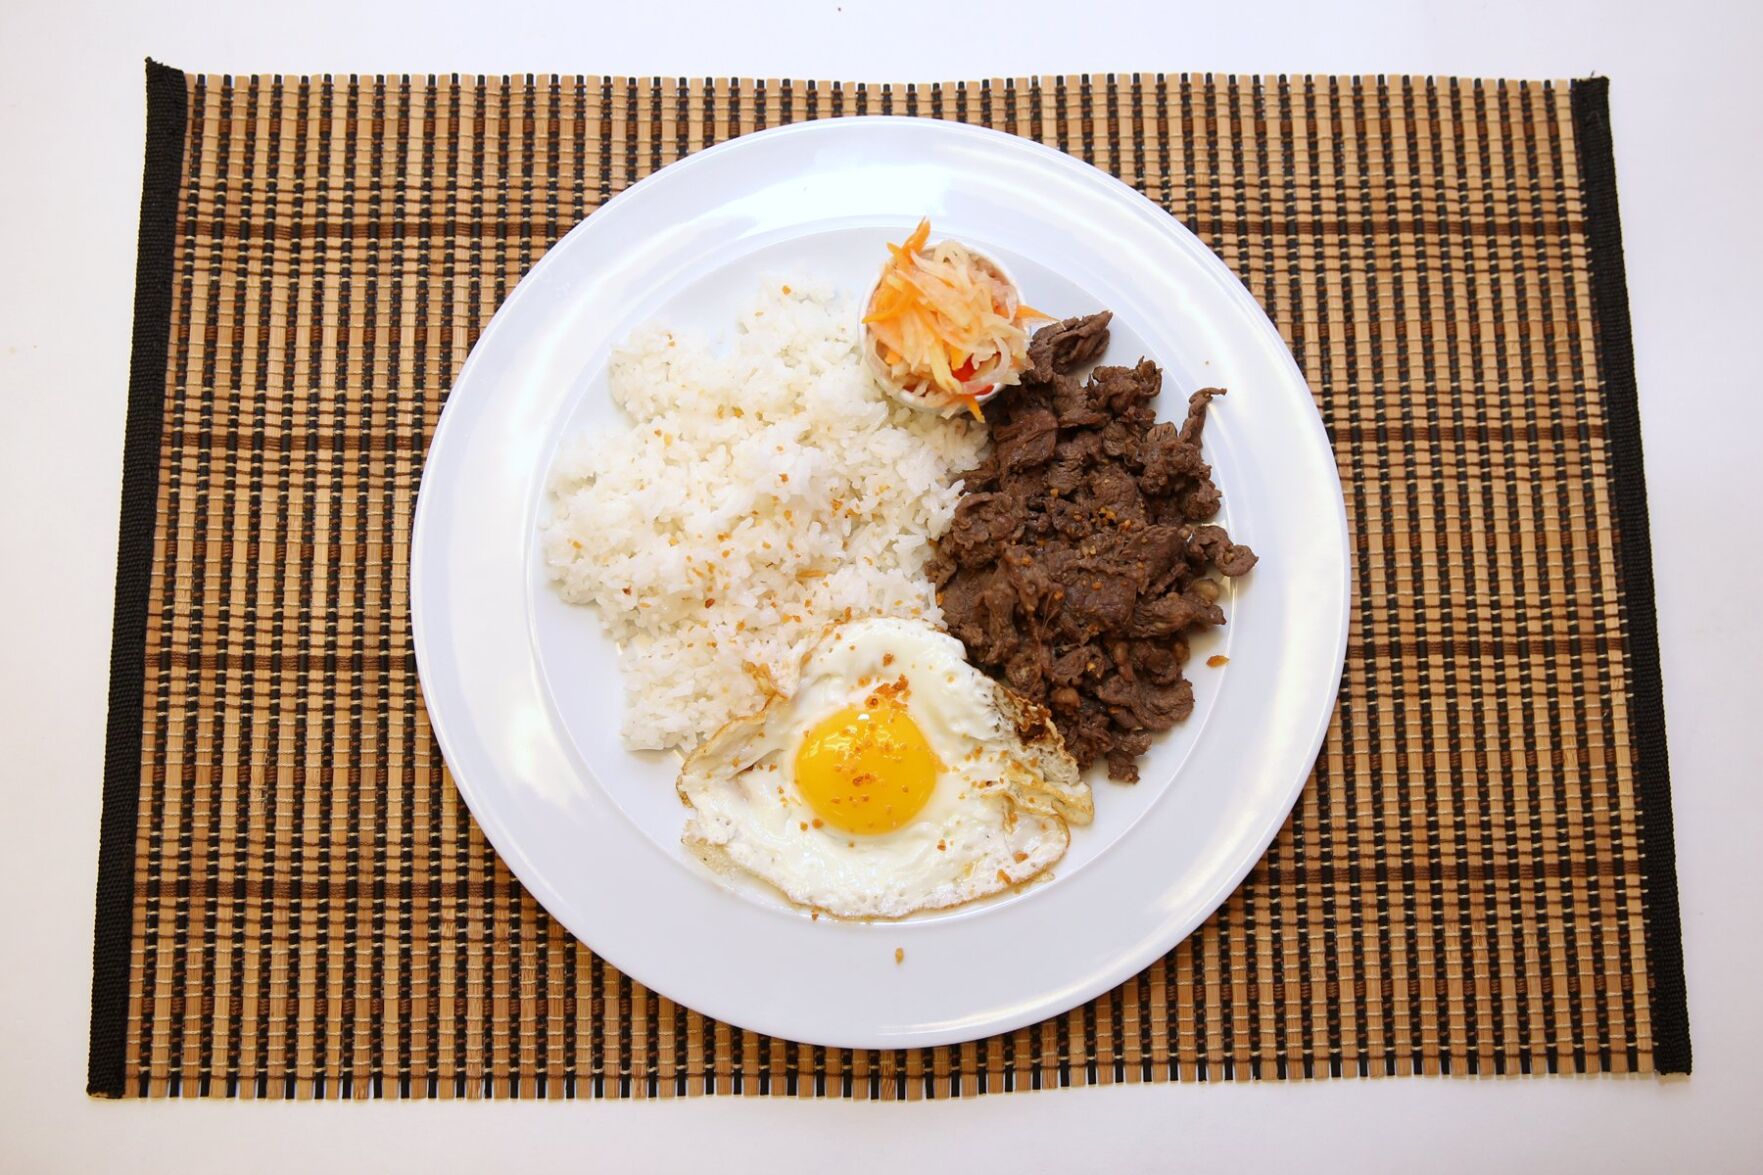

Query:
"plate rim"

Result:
[[410, 114, 1352, 1049]]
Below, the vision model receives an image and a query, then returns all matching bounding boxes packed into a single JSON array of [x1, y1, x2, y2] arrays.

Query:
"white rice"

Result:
[[541, 282, 988, 751]]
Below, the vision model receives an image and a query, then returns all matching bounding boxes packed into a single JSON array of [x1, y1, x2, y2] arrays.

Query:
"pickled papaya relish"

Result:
[[862, 220, 1049, 419]]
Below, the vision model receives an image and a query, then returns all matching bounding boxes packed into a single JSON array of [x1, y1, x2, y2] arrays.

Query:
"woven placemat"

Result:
[[88, 63, 1688, 1098]]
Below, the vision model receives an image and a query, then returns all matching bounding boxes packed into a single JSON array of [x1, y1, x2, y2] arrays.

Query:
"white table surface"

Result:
[[2, 0, 1759, 1170]]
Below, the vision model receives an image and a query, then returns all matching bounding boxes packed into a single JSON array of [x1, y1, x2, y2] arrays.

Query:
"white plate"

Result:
[[410, 117, 1350, 1050]]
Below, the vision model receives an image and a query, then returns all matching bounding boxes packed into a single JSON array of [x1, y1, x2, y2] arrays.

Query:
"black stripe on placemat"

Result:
[[87, 59, 188, 1097], [1569, 76, 1691, 1076]]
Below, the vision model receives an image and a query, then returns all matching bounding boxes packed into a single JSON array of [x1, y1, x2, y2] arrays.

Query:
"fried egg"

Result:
[[677, 616, 1092, 919]]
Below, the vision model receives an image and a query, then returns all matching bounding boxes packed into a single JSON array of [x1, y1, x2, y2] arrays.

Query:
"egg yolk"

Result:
[[794, 700, 939, 835]]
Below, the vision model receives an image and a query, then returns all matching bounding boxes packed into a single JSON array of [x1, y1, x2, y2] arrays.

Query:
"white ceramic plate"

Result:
[[411, 117, 1350, 1050]]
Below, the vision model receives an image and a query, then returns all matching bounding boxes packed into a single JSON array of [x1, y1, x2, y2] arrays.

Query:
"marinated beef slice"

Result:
[[929, 313, 1258, 781]]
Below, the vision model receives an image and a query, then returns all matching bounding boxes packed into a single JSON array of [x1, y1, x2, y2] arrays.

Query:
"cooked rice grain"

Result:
[[542, 284, 987, 750]]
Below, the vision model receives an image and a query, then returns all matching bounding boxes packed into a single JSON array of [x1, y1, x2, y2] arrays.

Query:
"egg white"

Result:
[[677, 616, 1091, 919]]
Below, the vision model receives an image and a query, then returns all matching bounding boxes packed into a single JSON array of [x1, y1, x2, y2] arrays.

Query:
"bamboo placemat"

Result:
[[88, 63, 1689, 1098]]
